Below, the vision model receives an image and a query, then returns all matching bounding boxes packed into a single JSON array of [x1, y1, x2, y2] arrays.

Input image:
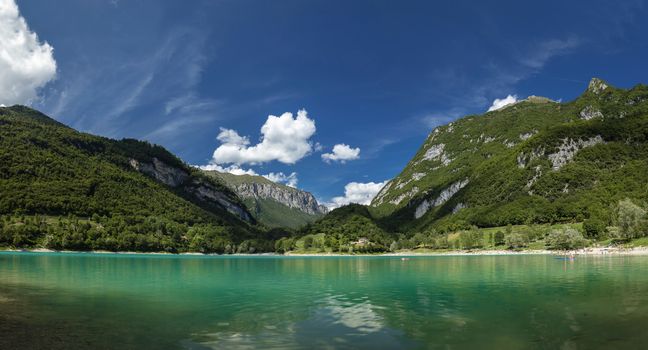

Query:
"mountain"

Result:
[[203, 170, 328, 228], [293, 78, 648, 252], [0, 106, 283, 253], [369, 78, 648, 233]]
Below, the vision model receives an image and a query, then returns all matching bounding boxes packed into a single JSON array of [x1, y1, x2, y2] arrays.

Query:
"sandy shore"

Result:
[[286, 246, 648, 257], [3, 247, 648, 257], [0, 248, 280, 256]]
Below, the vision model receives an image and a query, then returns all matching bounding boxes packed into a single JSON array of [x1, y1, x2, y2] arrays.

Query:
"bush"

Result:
[[526, 225, 547, 241], [494, 230, 505, 246], [546, 228, 588, 250], [615, 199, 647, 240], [505, 233, 528, 249], [460, 230, 483, 249], [583, 218, 606, 238], [434, 235, 450, 249]]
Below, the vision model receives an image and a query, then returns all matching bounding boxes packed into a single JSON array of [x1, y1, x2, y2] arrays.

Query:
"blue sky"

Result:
[[4, 0, 648, 206]]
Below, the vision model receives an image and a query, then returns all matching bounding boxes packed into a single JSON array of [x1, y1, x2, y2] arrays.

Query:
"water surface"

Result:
[[1, 252, 647, 349]]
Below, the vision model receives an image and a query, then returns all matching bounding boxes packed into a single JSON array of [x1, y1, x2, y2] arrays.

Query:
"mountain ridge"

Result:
[[0, 105, 282, 253], [369, 77, 648, 232], [204, 170, 327, 228]]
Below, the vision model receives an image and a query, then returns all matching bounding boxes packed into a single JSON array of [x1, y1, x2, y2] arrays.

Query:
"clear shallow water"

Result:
[[1, 253, 648, 349]]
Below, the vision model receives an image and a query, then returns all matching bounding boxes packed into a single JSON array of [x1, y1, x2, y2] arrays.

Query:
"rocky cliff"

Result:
[[204, 171, 328, 228], [129, 157, 252, 222]]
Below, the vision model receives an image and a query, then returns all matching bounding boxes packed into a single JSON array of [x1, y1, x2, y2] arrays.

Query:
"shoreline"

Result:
[[3, 246, 648, 257], [286, 247, 648, 257]]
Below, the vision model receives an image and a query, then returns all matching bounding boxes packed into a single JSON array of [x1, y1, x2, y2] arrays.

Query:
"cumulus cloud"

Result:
[[325, 181, 387, 209], [199, 164, 257, 176], [210, 109, 316, 165], [0, 0, 57, 105], [487, 94, 518, 112], [263, 172, 298, 188], [321, 144, 361, 163], [198, 164, 299, 187]]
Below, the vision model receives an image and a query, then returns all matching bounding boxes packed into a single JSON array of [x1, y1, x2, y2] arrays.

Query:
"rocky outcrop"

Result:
[[187, 180, 253, 222], [372, 180, 393, 206], [129, 158, 252, 222], [230, 182, 328, 215], [517, 147, 545, 169], [129, 157, 188, 187], [390, 186, 419, 205], [423, 143, 452, 165], [414, 179, 469, 219], [579, 105, 604, 120], [547, 136, 604, 170], [587, 78, 608, 94], [519, 130, 538, 141]]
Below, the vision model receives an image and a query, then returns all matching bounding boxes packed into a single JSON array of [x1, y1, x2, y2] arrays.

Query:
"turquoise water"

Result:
[[1, 252, 648, 349]]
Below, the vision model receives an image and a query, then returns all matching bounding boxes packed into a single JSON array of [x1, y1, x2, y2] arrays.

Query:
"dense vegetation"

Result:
[[290, 198, 648, 253], [277, 204, 393, 253], [289, 79, 648, 253], [0, 106, 284, 253], [3, 78, 648, 255], [371, 79, 648, 233]]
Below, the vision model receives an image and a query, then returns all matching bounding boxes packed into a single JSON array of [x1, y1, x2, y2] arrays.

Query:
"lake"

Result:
[[1, 252, 647, 349]]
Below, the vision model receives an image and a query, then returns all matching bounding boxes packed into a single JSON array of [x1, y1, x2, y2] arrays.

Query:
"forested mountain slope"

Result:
[[371, 78, 648, 233], [0, 106, 281, 253]]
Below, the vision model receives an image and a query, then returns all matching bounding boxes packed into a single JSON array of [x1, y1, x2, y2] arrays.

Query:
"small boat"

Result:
[[401, 257, 410, 261]]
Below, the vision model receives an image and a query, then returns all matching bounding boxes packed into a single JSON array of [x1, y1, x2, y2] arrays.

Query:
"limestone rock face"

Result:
[[414, 179, 469, 219], [547, 136, 605, 170], [188, 180, 253, 222], [587, 78, 609, 94], [129, 157, 188, 187], [579, 105, 604, 120], [129, 158, 252, 222], [232, 182, 328, 215]]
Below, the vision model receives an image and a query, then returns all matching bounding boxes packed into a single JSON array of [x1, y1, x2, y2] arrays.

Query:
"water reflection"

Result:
[[190, 294, 410, 349], [2, 253, 648, 349]]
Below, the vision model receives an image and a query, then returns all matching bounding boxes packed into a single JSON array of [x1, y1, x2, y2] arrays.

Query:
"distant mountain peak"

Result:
[[203, 170, 327, 228], [524, 95, 556, 104], [587, 77, 609, 94]]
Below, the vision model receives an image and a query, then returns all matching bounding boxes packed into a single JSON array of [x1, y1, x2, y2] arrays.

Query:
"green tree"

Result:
[[583, 218, 606, 238], [546, 228, 588, 250], [460, 230, 482, 249], [615, 199, 647, 240], [505, 233, 528, 250], [494, 231, 505, 246]]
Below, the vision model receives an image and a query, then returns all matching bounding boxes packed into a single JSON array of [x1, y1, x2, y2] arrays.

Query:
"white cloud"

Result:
[[487, 94, 518, 112], [199, 164, 258, 176], [198, 164, 299, 187], [211, 109, 316, 165], [322, 144, 361, 163], [0, 0, 57, 105], [216, 127, 250, 146], [263, 172, 298, 188], [520, 37, 580, 69], [325, 181, 387, 209]]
